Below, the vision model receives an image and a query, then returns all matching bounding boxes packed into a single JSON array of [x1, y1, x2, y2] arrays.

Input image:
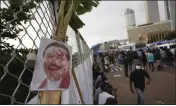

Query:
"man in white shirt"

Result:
[[98, 86, 115, 105]]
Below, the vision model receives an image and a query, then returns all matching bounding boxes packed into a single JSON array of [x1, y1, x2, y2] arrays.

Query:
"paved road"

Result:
[[105, 63, 176, 105]]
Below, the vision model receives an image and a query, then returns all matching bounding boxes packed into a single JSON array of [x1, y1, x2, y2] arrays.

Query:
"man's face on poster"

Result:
[[43, 46, 69, 81]]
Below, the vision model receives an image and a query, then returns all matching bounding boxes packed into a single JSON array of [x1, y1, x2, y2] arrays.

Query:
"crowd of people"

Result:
[[92, 46, 175, 105], [118, 46, 176, 77], [92, 54, 117, 105]]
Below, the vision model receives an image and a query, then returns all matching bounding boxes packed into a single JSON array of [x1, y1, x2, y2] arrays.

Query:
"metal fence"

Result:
[[0, 0, 91, 104]]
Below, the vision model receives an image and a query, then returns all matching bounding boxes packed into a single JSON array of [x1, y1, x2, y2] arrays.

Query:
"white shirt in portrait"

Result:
[[40, 78, 62, 90]]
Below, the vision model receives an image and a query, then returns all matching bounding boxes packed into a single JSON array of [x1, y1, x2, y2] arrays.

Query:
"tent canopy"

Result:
[[97, 50, 102, 54], [161, 40, 170, 44], [91, 43, 101, 49]]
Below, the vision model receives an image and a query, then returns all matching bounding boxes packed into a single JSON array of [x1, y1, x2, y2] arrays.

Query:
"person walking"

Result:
[[141, 50, 147, 70], [167, 50, 174, 67], [137, 49, 142, 61], [129, 61, 151, 105], [160, 48, 166, 68], [104, 55, 110, 72], [124, 51, 129, 78], [147, 50, 154, 71], [128, 50, 133, 71], [156, 49, 162, 71], [118, 52, 124, 71], [166, 49, 170, 66]]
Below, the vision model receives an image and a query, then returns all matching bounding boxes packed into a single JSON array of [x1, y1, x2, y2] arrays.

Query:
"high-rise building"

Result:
[[168, 1, 176, 30], [162, 1, 176, 30], [123, 8, 136, 28], [144, 1, 160, 23], [163, 0, 171, 20]]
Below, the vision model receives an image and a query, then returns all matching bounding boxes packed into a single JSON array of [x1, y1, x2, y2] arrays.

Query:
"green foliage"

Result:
[[74, 0, 99, 15], [60, 0, 100, 31], [0, 1, 36, 40]]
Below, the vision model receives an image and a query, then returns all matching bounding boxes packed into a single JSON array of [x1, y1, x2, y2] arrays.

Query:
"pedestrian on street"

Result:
[[133, 51, 139, 63], [137, 49, 142, 61], [129, 61, 151, 105], [147, 50, 154, 71], [156, 49, 162, 71], [124, 51, 129, 78], [141, 50, 147, 70], [118, 52, 124, 70], [167, 49, 174, 67], [165, 49, 169, 66], [160, 48, 167, 68], [128, 50, 133, 71], [104, 55, 110, 72]]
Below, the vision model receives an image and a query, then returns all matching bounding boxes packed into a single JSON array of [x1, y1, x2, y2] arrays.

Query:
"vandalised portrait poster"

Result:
[[30, 37, 72, 91]]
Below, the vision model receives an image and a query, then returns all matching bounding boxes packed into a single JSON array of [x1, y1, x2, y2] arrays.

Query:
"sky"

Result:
[[78, 1, 166, 48]]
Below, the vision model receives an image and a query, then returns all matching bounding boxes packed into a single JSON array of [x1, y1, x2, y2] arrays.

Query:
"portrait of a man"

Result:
[[30, 37, 72, 91]]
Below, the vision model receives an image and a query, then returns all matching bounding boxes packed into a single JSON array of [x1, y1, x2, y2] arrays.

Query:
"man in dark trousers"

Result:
[[128, 50, 133, 71], [124, 51, 129, 78], [129, 60, 151, 105], [99, 53, 105, 72]]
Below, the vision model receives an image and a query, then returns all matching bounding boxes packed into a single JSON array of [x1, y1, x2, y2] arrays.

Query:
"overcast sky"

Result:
[[78, 1, 166, 48]]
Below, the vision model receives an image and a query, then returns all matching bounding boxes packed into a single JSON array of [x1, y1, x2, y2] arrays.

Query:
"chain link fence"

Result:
[[0, 0, 91, 104]]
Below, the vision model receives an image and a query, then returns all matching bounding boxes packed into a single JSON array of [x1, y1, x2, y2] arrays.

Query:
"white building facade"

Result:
[[123, 8, 136, 28]]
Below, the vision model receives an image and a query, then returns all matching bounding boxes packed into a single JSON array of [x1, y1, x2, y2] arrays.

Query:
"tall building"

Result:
[[144, 1, 160, 23], [123, 8, 136, 28], [162, 1, 176, 30], [163, 0, 171, 20], [168, 1, 176, 30]]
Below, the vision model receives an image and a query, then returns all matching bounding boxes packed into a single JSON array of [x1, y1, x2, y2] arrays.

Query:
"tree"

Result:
[[0, 0, 38, 57], [53, 0, 100, 42]]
